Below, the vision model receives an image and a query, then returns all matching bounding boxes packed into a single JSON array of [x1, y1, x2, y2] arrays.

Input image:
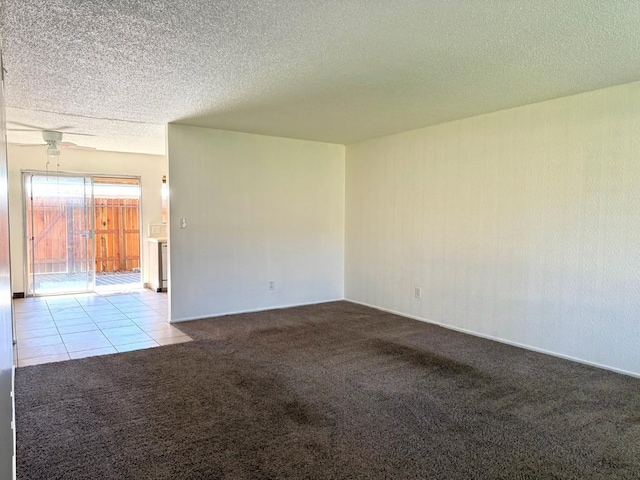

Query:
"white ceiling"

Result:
[[3, 1, 640, 155]]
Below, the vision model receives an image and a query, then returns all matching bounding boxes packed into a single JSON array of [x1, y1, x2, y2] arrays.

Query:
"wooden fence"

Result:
[[94, 197, 140, 272], [28, 197, 140, 274]]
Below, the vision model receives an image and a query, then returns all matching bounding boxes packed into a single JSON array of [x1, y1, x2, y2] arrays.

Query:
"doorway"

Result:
[[23, 172, 142, 296]]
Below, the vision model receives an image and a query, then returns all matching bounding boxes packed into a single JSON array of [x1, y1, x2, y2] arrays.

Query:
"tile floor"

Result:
[[13, 290, 191, 367]]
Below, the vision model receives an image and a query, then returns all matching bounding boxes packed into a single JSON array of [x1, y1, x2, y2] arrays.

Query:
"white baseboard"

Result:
[[345, 298, 640, 379], [170, 297, 345, 324]]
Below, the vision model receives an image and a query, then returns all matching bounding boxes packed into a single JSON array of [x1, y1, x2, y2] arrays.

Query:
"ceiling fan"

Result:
[[14, 130, 97, 176], [7, 121, 94, 136], [8, 121, 96, 149], [15, 130, 96, 151]]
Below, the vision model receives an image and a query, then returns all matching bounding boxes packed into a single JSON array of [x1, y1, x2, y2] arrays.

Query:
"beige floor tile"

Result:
[[117, 308, 156, 317], [18, 335, 63, 349], [14, 302, 49, 310], [90, 313, 129, 323], [65, 338, 113, 352], [126, 309, 166, 318], [156, 336, 192, 346], [51, 311, 93, 321], [69, 347, 118, 359], [101, 325, 144, 337], [61, 331, 108, 344], [15, 319, 56, 331], [15, 327, 60, 340], [145, 327, 187, 341], [97, 319, 138, 330], [57, 323, 100, 335], [148, 302, 167, 308], [13, 303, 48, 313], [107, 300, 143, 308], [14, 311, 52, 321], [83, 306, 122, 316], [54, 316, 93, 327], [115, 341, 159, 353], [139, 322, 178, 333], [49, 307, 85, 316], [106, 332, 153, 346], [18, 353, 71, 367], [129, 315, 168, 326], [18, 343, 68, 360], [75, 299, 111, 308]]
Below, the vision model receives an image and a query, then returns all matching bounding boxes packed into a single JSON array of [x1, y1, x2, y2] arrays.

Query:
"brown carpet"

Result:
[[15, 301, 640, 479]]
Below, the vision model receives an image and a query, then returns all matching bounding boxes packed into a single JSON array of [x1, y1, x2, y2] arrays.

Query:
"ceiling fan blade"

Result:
[[69, 146, 97, 151], [16, 143, 46, 147], [9, 123, 75, 131], [7, 121, 42, 129], [7, 124, 95, 137], [60, 131, 96, 137], [47, 126, 95, 136], [58, 142, 96, 150]]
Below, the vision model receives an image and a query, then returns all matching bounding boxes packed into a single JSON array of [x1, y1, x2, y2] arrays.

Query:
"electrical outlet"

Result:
[[180, 218, 187, 229], [414, 287, 422, 299], [269, 280, 275, 290]]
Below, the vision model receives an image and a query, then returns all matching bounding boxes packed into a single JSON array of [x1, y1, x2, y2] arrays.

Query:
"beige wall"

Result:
[[345, 80, 640, 377], [7, 145, 167, 293], [167, 124, 345, 321]]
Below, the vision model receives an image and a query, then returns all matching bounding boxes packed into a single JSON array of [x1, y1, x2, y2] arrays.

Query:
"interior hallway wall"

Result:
[[7, 146, 167, 293], [0, 41, 16, 478], [345, 80, 640, 376], [167, 124, 345, 321]]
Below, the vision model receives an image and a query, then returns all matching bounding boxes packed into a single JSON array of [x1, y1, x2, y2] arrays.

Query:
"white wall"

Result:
[[0, 43, 15, 479], [345, 80, 640, 377], [7, 146, 167, 293], [167, 124, 345, 321]]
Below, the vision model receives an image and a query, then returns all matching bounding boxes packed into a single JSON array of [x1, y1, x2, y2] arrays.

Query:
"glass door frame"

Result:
[[22, 170, 96, 297]]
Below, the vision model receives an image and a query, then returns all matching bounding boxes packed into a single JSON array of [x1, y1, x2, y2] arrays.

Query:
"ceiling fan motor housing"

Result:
[[42, 130, 63, 145]]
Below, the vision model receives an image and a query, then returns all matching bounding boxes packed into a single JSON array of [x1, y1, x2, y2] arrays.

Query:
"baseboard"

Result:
[[345, 298, 640, 379], [144, 283, 166, 293], [11, 292, 24, 299], [170, 298, 345, 324]]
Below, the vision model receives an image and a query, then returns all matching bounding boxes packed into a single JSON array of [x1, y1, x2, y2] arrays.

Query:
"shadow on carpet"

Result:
[[15, 301, 640, 479]]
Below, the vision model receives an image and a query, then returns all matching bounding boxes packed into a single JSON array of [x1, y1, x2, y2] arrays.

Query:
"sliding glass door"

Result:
[[24, 173, 95, 295], [93, 176, 142, 291]]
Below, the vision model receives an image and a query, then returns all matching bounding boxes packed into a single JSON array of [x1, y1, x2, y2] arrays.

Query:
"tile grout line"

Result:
[[96, 293, 158, 352], [49, 297, 79, 360], [76, 295, 121, 355]]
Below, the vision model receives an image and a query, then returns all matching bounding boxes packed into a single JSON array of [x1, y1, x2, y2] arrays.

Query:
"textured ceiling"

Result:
[[3, 1, 640, 154]]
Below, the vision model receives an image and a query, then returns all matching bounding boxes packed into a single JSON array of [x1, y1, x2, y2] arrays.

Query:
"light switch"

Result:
[[180, 218, 187, 229]]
